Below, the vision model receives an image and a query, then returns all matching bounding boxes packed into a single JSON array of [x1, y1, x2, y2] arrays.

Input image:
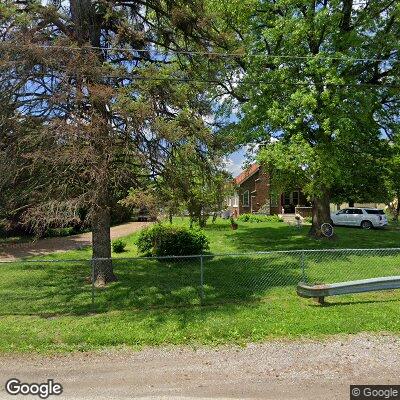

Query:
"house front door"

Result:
[[282, 192, 295, 213], [282, 190, 309, 213]]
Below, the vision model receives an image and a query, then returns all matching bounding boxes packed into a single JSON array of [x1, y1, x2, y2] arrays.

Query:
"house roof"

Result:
[[234, 163, 260, 185]]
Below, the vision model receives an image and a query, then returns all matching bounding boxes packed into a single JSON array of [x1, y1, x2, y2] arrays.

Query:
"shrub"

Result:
[[112, 239, 127, 253], [237, 213, 283, 223], [45, 227, 76, 237], [136, 224, 209, 256], [237, 213, 251, 222]]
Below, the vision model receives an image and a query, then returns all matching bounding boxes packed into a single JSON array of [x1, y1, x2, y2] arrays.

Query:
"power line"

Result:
[[3, 43, 399, 64], [5, 70, 400, 89]]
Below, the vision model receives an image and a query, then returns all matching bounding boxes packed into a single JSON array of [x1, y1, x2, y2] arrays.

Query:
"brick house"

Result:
[[227, 163, 310, 216]]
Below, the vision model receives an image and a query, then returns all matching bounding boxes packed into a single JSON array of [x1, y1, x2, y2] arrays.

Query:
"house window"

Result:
[[243, 190, 250, 207], [226, 197, 232, 207], [270, 191, 278, 207], [284, 193, 291, 205], [233, 193, 239, 207], [292, 191, 299, 206]]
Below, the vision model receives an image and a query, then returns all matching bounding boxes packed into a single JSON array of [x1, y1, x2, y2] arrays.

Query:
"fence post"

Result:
[[200, 254, 204, 304], [301, 250, 307, 283], [91, 258, 95, 311]]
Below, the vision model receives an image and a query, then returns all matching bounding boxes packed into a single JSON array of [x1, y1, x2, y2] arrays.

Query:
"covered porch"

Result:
[[270, 190, 311, 215]]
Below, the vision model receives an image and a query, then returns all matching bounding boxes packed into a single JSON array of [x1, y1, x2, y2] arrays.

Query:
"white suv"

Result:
[[331, 208, 388, 229]]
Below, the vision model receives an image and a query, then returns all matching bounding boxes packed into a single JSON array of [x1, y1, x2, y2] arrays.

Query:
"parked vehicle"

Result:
[[133, 208, 156, 222], [222, 209, 232, 219], [331, 208, 388, 229]]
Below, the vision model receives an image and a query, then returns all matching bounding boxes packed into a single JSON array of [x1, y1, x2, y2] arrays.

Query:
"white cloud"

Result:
[[223, 157, 243, 178], [202, 114, 215, 125]]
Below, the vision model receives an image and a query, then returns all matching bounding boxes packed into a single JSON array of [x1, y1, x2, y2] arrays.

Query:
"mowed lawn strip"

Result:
[[1, 290, 399, 353], [24, 218, 400, 261], [0, 218, 399, 353]]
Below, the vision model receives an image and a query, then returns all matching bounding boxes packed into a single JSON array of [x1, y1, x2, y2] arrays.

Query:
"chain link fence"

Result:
[[0, 248, 400, 314]]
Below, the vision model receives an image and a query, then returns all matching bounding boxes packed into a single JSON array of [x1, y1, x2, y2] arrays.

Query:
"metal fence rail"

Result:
[[0, 248, 399, 314]]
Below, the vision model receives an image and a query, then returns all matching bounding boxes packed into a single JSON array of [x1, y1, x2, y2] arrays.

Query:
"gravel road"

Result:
[[0, 221, 150, 261], [0, 333, 398, 399]]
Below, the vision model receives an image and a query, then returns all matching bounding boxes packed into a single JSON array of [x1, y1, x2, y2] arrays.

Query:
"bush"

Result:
[[237, 213, 283, 223], [111, 203, 134, 225], [136, 224, 209, 256], [112, 239, 127, 253]]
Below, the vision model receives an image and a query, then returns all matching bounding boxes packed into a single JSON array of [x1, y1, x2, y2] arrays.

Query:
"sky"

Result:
[[224, 140, 264, 178], [225, 148, 246, 177]]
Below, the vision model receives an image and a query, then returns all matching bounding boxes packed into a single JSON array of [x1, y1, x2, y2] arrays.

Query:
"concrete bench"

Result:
[[297, 276, 400, 304]]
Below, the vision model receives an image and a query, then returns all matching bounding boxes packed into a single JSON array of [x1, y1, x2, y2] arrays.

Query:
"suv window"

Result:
[[365, 209, 385, 215], [346, 209, 362, 214], [337, 209, 348, 214]]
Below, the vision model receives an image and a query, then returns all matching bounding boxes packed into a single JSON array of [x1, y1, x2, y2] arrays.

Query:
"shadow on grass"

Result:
[[0, 254, 303, 316], [92, 254, 303, 312], [1, 247, 400, 317], [0, 261, 92, 316]]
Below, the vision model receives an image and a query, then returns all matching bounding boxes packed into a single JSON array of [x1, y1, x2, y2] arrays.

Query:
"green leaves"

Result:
[[217, 0, 400, 205]]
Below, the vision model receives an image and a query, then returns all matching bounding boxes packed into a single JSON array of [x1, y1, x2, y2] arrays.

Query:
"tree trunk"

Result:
[[70, 0, 116, 286], [199, 213, 206, 227], [169, 210, 173, 224], [348, 199, 355, 207], [309, 190, 334, 238], [92, 205, 117, 286]]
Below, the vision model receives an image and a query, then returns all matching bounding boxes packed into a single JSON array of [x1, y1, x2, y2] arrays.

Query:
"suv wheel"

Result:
[[361, 220, 373, 230]]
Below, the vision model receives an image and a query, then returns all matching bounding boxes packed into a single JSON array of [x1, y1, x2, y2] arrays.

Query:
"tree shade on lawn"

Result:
[[0, 247, 400, 353], [1, 218, 400, 352]]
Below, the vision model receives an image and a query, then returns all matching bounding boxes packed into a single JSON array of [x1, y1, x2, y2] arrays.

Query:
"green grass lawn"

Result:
[[34, 217, 400, 261], [1, 218, 400, 353]]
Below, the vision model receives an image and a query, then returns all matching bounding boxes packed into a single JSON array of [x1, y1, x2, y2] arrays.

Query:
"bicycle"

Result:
[[320, 222, 334, 237]]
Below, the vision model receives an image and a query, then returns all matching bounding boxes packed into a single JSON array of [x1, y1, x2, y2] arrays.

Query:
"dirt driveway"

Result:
[[0, 333, 398, 399], [0, 222, 150, 261]]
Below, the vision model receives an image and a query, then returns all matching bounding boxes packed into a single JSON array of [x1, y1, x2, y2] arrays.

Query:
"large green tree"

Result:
[[124, 144, 231, 227], [384, 129, 400, 221], [0, 0, 226, 283], [162, 142, 231, 227], [209, 0, 400, 236]]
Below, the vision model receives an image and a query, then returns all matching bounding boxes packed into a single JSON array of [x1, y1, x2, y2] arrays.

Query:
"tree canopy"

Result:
[[0, 0, 231, 283], [210, 0, 400, 235]]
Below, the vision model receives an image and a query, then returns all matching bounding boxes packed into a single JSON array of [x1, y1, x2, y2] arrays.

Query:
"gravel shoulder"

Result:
[[0, 221, 150, 261], [0, 333, 398, 399]]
